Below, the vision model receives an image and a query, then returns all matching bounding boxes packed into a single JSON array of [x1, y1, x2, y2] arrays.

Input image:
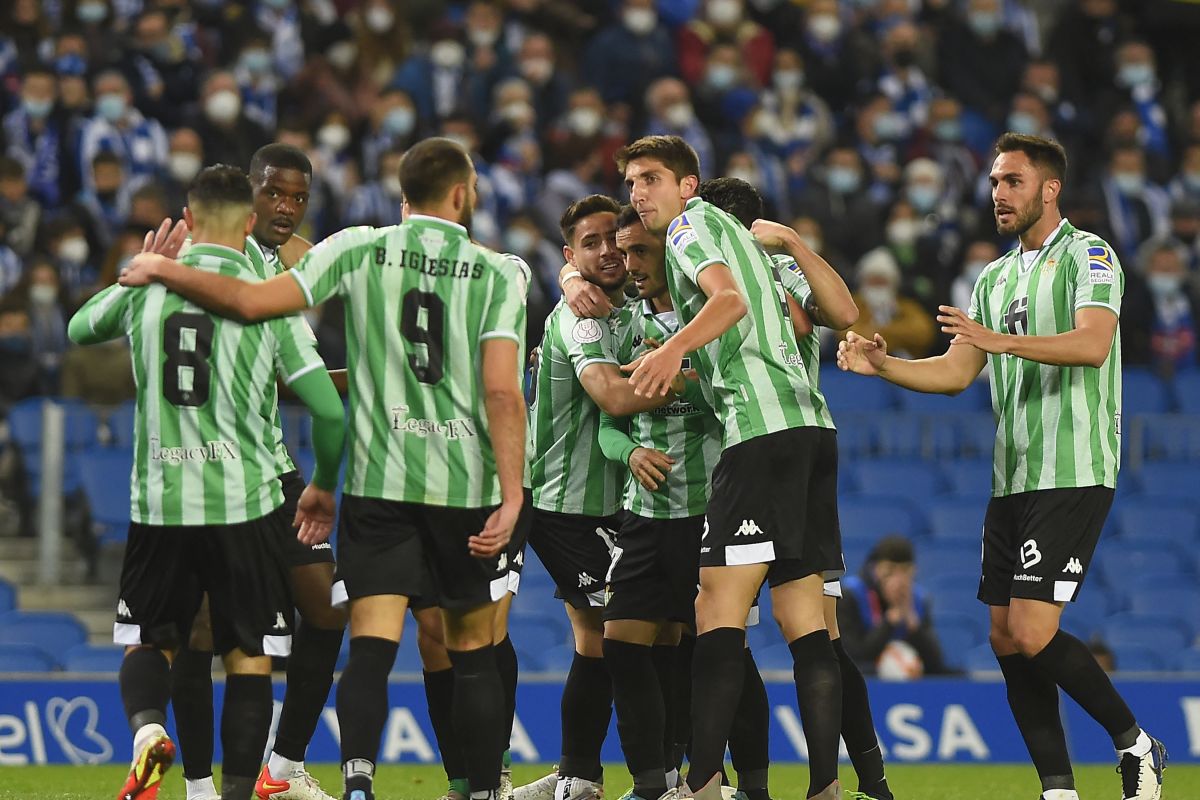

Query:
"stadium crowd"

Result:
[[1, 0, 1200, 412]]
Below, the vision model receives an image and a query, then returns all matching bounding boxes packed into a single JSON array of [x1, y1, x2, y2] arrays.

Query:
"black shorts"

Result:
[[603, 512, 702, 625], [528, 508, 620, 610], [278, 469, 336, 568], [331, 495, 509, 611], [701, 428, 844, 588], [114, 511, 293, 657], [978, 486, 1114, 606]]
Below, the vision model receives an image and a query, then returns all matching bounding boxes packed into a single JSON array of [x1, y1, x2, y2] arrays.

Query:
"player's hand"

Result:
[[837, 331, 888, 375], [471, 500, 519, 559], [119, 253, 170, 286], [141, 218, 189, 259], [937, 305, 1008, 354], [622, 342, 683, 398], [749, 219, 797, 251], [628, 447, 674, 491], [563, 270, 613, 319], [295, 484, 336, 545]]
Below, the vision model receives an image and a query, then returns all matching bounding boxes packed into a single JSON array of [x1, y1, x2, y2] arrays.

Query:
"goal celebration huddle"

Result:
[[70, 130, 1166, 800]]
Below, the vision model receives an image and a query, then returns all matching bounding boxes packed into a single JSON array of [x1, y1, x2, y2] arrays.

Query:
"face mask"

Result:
[[963, 259, 988, 284], [468, 27, 499, 49], [76, 1, 108, 23], [506, 228, 536, 255], [444, 133, 473, 152], [204, 90, 241, 124], [905, 184, 938, 213], [663, 102, 693, 129], [30, 284, 58, 305], [873, 112, 908, 141], [623, 8, 658, 35], [708, 0, 742, 26], [262, 0, 291, 8], [318, 123, 351, 151], [241, 49, 272, 75], [808, 14, 841, 42], [383, 107, 415, 136], [168, 152, 201, 182], [500, 101, 534, 126], [96, 93, 127, 122], [328, 41, 358, 70], [967, 11, 1002, 38], [1148, 273, 1183, 298], [887, 218, 919, 246], [707, 64, 738, 91], [933, 119, 961, 142], [431, 40, 466, 69], [861, 285, 895, 308], [520, 57, 554, 84], [800, 234, 821, 252], [1007, 111, 1039, 136], [22, 97, 53, 119], [827, 166, 861, 193], [1118, 63, 1154, 89], [58, 236, 89, 264], [1183, 171, 1200, 192], [382, 175, 403, 197], [568, 107, 603, 137], [150, 40, 179, 63], [365, 7, 394, 33], [727, 168, 759, 188], [1112, 171, 1145, 195], [0, 334, 32, 355], [773, 69, 804, 93]]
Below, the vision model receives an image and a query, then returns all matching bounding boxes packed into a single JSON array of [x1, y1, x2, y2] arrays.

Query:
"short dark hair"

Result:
[[187, 164, 253, 209], [399, 137, 474, 208], [249, 143, 313, 185], [615, 204, 642, 231], [92, 151, 122, 170], [559, 194, 620, 245], [697, 177, 762, 228], [22, 66, 55, 83], [867, 534, 915, 565], [994, 132, 1068, 181], [0, 157, 25, 181], [615, 135, 701, 183]]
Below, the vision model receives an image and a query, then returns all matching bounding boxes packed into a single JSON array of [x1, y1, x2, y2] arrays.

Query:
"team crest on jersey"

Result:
[[572, 318, 604, 344], [1087, 246, 1115, 284], [668, 214, 698, 251]]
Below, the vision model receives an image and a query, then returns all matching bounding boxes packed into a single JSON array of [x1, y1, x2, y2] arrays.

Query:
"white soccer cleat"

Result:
[[513, 770, 560, 800], [1118, 735, 1166, 800], [554, 776, 604, 800], [719, 787, 737, 800], [254, 764, 337, 800]]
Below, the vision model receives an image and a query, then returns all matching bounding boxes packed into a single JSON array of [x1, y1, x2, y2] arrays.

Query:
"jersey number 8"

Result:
[[162, 312, 214, 407]]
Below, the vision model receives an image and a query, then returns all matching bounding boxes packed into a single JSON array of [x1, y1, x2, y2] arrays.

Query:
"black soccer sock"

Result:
[[605, 638, 668, 799], [997, 653, 1075, 791], [729, 648, 770, 800], [832, 637, 891, 799], [449, 644, 505, 793], [1030, 631, 1140, 749], [559, 652, 612, 783], [425, 667, 468, 782], [788, 631, 842, 798], [120, 647, 170, 731], [169, 647, 215, 780], [686, 627, 745, 792], [674, 634, 694, 771], [220, 674, 273, 800], [496, 635, 519, 756], [273, 622, 343, 763], [337, 636, 399, 796], [651, 643, 677, 776]]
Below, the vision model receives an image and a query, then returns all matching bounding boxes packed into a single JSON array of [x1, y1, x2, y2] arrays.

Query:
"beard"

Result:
[[995, 193, 1043, 237], [459, 201, 474, 235]]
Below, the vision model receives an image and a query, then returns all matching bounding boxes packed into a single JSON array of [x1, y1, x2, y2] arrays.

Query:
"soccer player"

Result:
[[166, 144, 346, 800], [837, 133, 1165, 800], [697, 177, 893, 800], [121, 137, 528, 800], [68, 165, 345, 800], [617, 136, 843, 800]]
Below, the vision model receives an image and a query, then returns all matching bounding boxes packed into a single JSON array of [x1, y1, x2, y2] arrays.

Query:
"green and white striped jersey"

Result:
[[772, 254, 835, 410], [72, 243, 325, 526], [612, 301, 722, 518], [246, 235, 283, 279], [528, 298, 626, 517], [967, 219, 1123, 497], [665, 197, 833, 447], [288, 215, 526, 507]]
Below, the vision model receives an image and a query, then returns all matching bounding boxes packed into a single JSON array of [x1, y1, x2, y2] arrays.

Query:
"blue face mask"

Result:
[[933, 119, 961, 142], [384, 107, 415, 136], [1112, 171, 1145, 195], [706, 64, 738, 91], [967, 11, 1002, 38], [906, 184, 939, 213], [76, 1, 108, 23], [1007, 111, 1039, 136], [827, 166, 862, 194], [22, 97, 53, 119], [96, 93, 127, 122], [873, 112, 907, 141], [241, 49, 272, 74], [1118, 63, 1155, 89]]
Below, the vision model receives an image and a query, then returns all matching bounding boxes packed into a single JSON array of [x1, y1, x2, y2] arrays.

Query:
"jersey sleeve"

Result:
[[287, 225, 378, 308], [481, 262, 527, 345], [66, 284, 131, 344], [666, 206, 726, 284], [771, 254, 813, 308], [558, 307, 619, 378], [271, 314, 328, 385], [967, 264, 992, 324], [1072, 240, 1122, 317]]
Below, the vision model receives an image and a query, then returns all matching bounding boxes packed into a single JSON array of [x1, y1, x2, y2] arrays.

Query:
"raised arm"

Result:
[[120, 253, 308, 322], [752, 219, 858, 331]]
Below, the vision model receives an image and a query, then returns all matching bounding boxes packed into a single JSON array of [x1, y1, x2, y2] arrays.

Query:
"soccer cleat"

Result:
[[514, 770, 560, 800], [117, 731, 176, 800], [1118, 735, 1167, 800], [807, 782, 841, 800], [499, 768, 514, 800], [437, 790, 468, 800], [555, 776, 604, 800], [255, 763, 338, 800], [615, 789, 678, 800], [719, 788, 737, 800], [843, 793, 882, 800]]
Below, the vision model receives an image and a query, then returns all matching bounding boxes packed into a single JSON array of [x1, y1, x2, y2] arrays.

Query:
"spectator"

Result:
[[162, 127, 203, 213], [391, 32, 476, 124], [845, 248, 936, 358], [250, 0, 307, 81], [1170, 198, 1200, 272], [1109, 40, 1173, 162], [234, 31, 281, 133], [879, 195, 944, 310], [1005, 91, 1055, 140], [312, 110, 359, 210], [193, 70, 270, 170], [77, 70, 168, 192], [120, 8, 202, 129], [1046, 0, 1137, 111], [60, 334, 136, 406], [2, 0, 49, 71], [1098, 144, 1170, 261], [855, 94, 908, 204], [74, 151, 131, 253], [678, 0, 775, 89], [582, 0, 677, 107], [877, 20, 934, 129], [936, 0, 1027, 124], [753, 48, 835, 171], [1123, 237, 1199, 374], [791, 214, 852, 280], [13, 258, 68, 394], [690, 43, 749, 146], [95, 225, 145, 290], [484, 78, 539, 163], [0, 157, 41, 257], [360, 88, 419, 181], [907, 96, 978, 207], [950, 239, 1001, 313], [345, 149, 404, 227], [838, 535, 950, 677], [544, 88, 628, 194], [440, 114, 501, 245], [514, 33, 570, 133], [535, 139, 605, 241], [644, 78, 715, 180], [284, 23, 371, 129], [128, 183, 168, 233], [795, 145, 882, 262], [356, 0, 412, 90], [0, 218, 22, 296], [3, 67, 66, 208], [70, 0, 119, 66], [45, 217, 98, 307], [1020, 58, 1088, 148], [1167, 141, 1200, 205], [791, 0, 877, 114], [0, 303, 39, 411]]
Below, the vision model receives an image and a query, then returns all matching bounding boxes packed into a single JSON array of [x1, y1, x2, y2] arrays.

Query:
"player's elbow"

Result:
[[829, 301, 859, 332], [718, 287, 748, 322]]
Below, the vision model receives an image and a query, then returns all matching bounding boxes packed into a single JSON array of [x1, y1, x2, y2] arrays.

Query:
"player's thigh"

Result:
[[564, 603, 605, 657], [503, 488, 534, 599], [1007, 597, 1065, 657], [979, 494, 1021, 607], [442, 600, 501, 652], [604, 513, 698, 628], [822, 591, 840, 640], [204, 513, 294, 659], [115, 522, 204, 651], [413, 604, 451, 671], [418, 504, 510, 612], [770, 573, 827, 641], [528, 509, 619, 612], [695, 563, 769, 634], [349, 594, 409, 642], [223, 647, 273, 676], [331, 496, 425, 611], [493, 592, 514, 644], [290, 561, 344, 630]]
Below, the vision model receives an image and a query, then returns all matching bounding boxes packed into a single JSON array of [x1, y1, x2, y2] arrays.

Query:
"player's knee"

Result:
[[988, 628, 1017, 656], [302, 603, 346, 631], [1008, 619, 1056, 658]]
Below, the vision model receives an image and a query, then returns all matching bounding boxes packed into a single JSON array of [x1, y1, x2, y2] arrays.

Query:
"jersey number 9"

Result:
[[401, 290, 446, 384]]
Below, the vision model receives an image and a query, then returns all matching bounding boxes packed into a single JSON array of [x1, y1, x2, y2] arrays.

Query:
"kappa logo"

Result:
[[116, 599, 131, 619], [514, 550, 524, 567], [273, 612, 288, 631], [1020, 539, 1042, 571], [578, 572, 597, 588], [497, 552, 508, 571], [735, 519, 763, 537], [1062, 558, 1083, 575]]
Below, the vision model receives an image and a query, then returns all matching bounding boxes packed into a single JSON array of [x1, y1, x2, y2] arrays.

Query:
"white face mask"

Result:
[[624, 8, 658, 35], [444, 132, 473, 152], [468, 27, 499, 49], [204, 90, 241, 124], [808, 14, 842, 42], [861, 285, 895, 308], [58, 236, 89, 264], [773, 69, 804, 93], [431, 40, 466, 69], [506, 228, 536, 254], [887, 218, 919, 246], [727, 168, 759, 187], [963, 259, 988, 284], [708, 0, 742, 26], [30, 284, 58, 305], [168, 152, 202, 182], [799, 234, 822, 252], [327, 41, 358, 70], [568, 107, 603, 137], [318, 123, 351, 151], [364, 6, 394, 33], [500, 101, 534, 127], [663, 101, 693, 128], [520, 57, 554, 84], [1148, 273, 1183, 298], [382, 175, 403, 197]]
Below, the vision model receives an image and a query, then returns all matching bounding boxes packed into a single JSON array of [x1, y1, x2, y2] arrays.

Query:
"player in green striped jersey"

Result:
[[69, 166, 346, 800], [838, 134, 1164, 800], [122, 139, 527, 800], [616, 136, 844, 800]]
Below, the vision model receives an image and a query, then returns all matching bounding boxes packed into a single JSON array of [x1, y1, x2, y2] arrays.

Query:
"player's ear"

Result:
[[563, 244, 575, 268], [680, 174, 699, 198], [244, 212, 257, 238], [1044, 178, 1060, 205], [401, 200, 410, 221], [182, 206, 195, 231], [451, 182, 467, 213]]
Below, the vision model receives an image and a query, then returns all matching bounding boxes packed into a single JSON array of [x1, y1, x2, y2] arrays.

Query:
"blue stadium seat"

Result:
[[745, 624, 776, 653], [78, 448, 133, 544], [278, 405, 313, 453], [1131, 463, 1200, 503], [1126, 572, 1196, 594], [533, 645, 576, 672], [0, 579, 15, 613], [1172, 371, 1200, 415], [941, 459, 993, 499], [963, 644, 1000, 673], [1123, 369, 1172, 415], [918, 541, 980, 577], [849, 460, 945, 502], [936, 622, 980, 670], [1112, 502, 1199, 542], [392, 634, 423, 673], [869, 412, 923, 459], [954, 414, 997, 459], [510, 617, 571, 653], [62, 644, 125, 672], [1173, 649, 1200, 672], [1128, 588, 1200, 634], [925, 572, 980, 610], [9, 398, 99, 496], [840, 542, 871, 577], [0, 611, 89, 651], [1111, 648, 1167, 672], [839, 499, 923, 545], [1095, 544, 1192, 589], [1101, 615, 1191, 654], [107, 401, 137, 449], [820, 371, 895, 413], [927, 500, 985, 542], [834, 412, 875, 460], [752, 644, 796, 672], [0, 643, 57, 672], [897, 380, 991, 413], [1138, 415, 1200, 463], [1065, 590, 1114, 638], [934, 610, 987, 644]]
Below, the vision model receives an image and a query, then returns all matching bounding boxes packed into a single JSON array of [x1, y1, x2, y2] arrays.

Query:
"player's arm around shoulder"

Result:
[[67, 283, 131, 345]]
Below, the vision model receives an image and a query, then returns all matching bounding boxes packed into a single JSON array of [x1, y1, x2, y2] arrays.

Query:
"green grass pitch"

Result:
[[1, 763, 1196, 800]]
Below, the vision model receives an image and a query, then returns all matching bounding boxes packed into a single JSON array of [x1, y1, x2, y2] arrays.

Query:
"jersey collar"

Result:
[[407, 213, 469, 238], [683, 196, 704, 211], [248, 233, 278, 261], [1020, 217, 1071, 255], [183, 242, 251, 271]]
